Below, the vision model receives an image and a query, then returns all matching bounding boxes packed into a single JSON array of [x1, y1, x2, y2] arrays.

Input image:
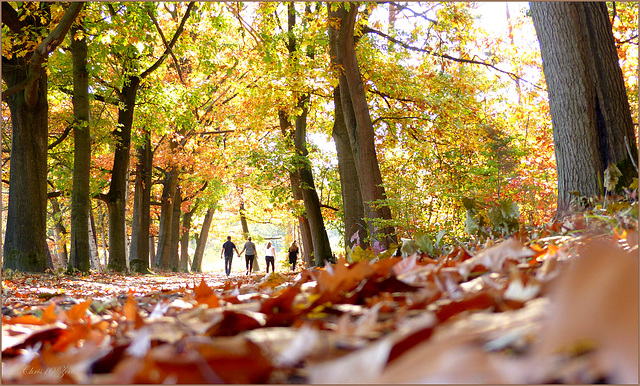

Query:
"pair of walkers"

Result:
[[220, 236, 280, 276]]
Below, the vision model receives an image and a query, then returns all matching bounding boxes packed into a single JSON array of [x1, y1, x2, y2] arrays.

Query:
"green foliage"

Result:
[[464, 196, 521, 238]]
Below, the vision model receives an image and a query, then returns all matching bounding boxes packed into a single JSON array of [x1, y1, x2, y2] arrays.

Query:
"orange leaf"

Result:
[[2, 314, 46, 325], [40, 302, 60, 324], [67, 299, 92, 322], [124, 296, 145, 329]]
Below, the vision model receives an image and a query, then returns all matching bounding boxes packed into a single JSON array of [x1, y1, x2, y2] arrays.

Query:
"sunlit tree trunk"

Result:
[[180, 203, 196, 272], [69, 24, 91, 272], [192, 207, 214, 272], [50, 197, 68, 268], [530, 2, 638, 213]]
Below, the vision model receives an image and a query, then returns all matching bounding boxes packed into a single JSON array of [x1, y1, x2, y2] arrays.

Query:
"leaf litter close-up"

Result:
[[1, 1, 639, 383], [2, 212, 638, 383]]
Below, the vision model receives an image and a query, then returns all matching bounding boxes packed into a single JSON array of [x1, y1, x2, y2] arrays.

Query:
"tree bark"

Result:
[[293, 96, 333, 267], [530, 2, 638, 213], [69, 24, 92, 272], [88, 213, 101, 272], [192, 207, 215, 272], [329, 3, 397, 248], [239, 200, 249, 236], [330, 86, 366, 253], [105, 79, 139, 273], [155, 168, 179, 269], [129, 133, 152, 273], [180, 203, 196, 272], [50, 197, 69, 269], [169, 188, 182, 271], [2, 2, 84, 272], [328, 9, 367, 250]]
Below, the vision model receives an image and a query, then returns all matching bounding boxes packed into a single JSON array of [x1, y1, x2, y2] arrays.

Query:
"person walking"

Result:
[[220, 236, 240, 277], [265, 241, 276, 273], [239, 236, 257, 275], [288, 240, 299, 271]]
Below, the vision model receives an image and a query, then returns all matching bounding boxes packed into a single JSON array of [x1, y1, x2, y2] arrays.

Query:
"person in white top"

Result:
[[265, 241, 276, 273]]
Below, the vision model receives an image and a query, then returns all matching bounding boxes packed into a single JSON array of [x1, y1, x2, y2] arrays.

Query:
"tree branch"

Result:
[[388, 2, 438, 25], [24, 2, 85, 107], [2, 3, 24, 33], [372, 115, 431, 125], [48, 123, 73, 149], [363, 25, 544, 91], [140, 2, 195, 79], [147, 5, 186, 85], [321, 204, 339, 211], [58, 87, 119, 105]]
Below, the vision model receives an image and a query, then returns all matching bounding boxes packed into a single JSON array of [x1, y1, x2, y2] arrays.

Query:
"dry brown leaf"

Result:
[[529, 238, 638, 384]]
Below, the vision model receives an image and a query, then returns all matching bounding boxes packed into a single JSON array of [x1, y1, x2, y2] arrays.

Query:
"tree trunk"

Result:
[[129, 133, 152, 273], [98, 202, 109, 267], [105, 79, 139, 272], [330, 85, 366, 253], [192, 207, 214, 272], [88, 214, 101, 272], [154, 168, 179, 269], [293, 97, 333, 267], [331, 3, 397, 248], [239, 200, 249, 236], [530, 2, 638, 213], [69, 24, 92, 272], [149, 235, 155, 268], [180, 203, 196, 272], [50, 197, 69, 269], [3, 60, 50, 272], [2, 2, 83, 272], [169, 188, 182, 272]]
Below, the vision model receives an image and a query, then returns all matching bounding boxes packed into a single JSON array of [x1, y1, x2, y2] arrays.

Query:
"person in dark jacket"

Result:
[[220, 236, 240, 276], [288, 240, 299, 271]]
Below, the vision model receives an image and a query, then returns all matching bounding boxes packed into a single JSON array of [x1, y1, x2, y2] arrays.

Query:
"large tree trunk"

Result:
[[331, 3, 397, 248], [154, 168, 179, 269], [530, 2, 638, 213], [330, 86, 366, 253], [3, 58, 49, 272], [192, 207, 215, 272], [2, 2, 83, 272], [68, 24, 92, 272], [105, 79, 139, 273], [129, 133, 152, 273]]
